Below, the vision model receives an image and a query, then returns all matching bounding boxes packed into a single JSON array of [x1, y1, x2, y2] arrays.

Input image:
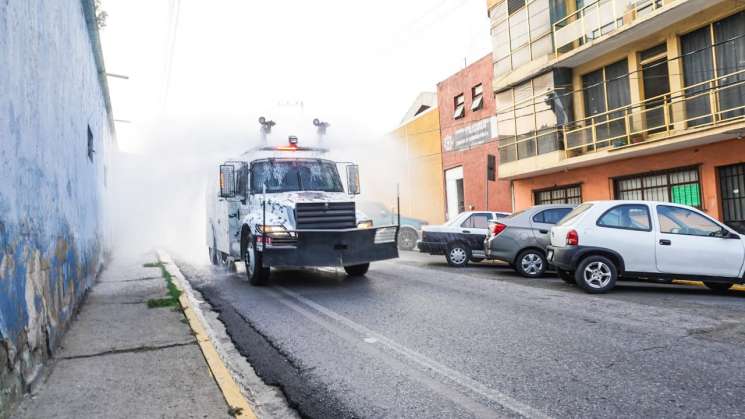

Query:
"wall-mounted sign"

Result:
[[443, 117, 496, 152]]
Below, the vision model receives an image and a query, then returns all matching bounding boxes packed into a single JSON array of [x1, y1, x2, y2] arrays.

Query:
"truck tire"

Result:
[[344, 263, 370, 277], [244, 236, 269, 286], [397, 228, 418, 251]]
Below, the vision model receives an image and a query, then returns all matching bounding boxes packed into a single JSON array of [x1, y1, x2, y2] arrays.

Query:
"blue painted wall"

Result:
[[0, 0, 114, 413]]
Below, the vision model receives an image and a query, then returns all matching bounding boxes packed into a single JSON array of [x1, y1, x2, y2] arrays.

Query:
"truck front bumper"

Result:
[[259, 226, 399, 267]]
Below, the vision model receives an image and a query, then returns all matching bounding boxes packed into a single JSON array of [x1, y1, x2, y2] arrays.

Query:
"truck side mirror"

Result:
[[219, 164, 236, 198], [346, 165, 361, 195]]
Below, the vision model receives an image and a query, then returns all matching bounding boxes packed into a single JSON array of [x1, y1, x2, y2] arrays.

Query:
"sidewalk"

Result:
[[13, 252, 231, 419]]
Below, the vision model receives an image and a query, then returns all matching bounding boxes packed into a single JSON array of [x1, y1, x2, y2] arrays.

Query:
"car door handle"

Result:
[[462, 230, 471, 234], [539, 229, 549, 234], [659, 239, 672, 246]]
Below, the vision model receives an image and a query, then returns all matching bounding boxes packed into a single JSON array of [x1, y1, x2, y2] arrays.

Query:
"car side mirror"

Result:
[[346, 165, 360, 195], [219, 164, 236, 198]]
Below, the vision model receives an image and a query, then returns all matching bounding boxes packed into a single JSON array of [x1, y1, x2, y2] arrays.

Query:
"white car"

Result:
[[547, 200, 745, 294]]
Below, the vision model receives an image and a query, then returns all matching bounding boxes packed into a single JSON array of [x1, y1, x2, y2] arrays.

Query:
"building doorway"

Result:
[[640, 44, 670, 135], [445, 166, 464, 221], [718, 163, 745, 233]]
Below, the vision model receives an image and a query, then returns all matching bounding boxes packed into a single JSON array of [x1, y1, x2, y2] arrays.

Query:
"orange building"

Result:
[[487, 0, 745, 233]]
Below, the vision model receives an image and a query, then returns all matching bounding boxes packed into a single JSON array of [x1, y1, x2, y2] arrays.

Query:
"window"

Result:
[[461, 213, 492, 229], [487, 154, 496, 181], [491, 0, 554, 79], [557, 203, 593, 226], [681, 11, 745, 126], [507, 0, 526, 15], [87, 125, 95, 162], [533, 208, 573, 224], [657, 205, 722, 237], [614, 167, 701, 207], [497, 71, 562, 163], [453, 94, 465, 119], [471, 84, 484, 111], [534, 184, 582, 205], [597, 204, 652, 231], [581, 59, 631, 148]]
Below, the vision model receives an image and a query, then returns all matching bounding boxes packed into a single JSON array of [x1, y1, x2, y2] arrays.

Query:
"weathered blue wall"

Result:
[[0, 0, 114, 414]]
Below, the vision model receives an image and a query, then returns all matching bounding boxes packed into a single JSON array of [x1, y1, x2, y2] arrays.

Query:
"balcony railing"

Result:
[[553, 0, 664, 54], [563, 68, 745, 156], [498, 128, 563, 164]]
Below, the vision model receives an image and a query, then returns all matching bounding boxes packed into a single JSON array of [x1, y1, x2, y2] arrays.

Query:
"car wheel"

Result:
[[575, 255, 617, 294], [446, 243, 471, 267], [703, 282, 733, 293], [244, 236, 270, 286], [397, 228, 418, 251], [557, 269, 575, 284], [515, 249, 547, 278], [344, 263, 370, 277]]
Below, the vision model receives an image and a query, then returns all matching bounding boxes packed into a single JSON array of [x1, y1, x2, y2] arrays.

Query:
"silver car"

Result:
[[484, 204, 576, 278]]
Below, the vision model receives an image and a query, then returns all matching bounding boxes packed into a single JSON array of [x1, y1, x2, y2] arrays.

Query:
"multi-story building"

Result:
[[438, 54, 512, 220], [487, 0, 745, 233], [390, 93, 447, 224]]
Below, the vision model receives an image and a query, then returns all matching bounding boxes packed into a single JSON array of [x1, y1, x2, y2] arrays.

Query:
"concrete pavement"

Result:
[[13, 253, 230, 419]]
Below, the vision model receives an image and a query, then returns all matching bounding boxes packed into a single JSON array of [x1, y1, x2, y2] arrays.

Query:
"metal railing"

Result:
[[553, 0, 665, 54], [563, 68, 745, 156]]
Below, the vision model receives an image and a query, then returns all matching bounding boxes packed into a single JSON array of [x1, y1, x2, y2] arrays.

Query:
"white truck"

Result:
[[206, 123, 399, 285]]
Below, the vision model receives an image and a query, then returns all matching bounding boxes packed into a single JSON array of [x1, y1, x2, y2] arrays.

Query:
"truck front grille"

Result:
[[295, 202, 357, 230]]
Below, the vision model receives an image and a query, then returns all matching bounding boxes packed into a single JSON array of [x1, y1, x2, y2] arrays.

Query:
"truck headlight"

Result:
[[357, 220, 373, 229], [256, 225, 291, 237]]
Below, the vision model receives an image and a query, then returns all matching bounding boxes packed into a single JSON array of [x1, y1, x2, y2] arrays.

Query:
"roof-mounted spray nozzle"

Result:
[[313, 118, 329, 142], [259, 116, 276, 144]]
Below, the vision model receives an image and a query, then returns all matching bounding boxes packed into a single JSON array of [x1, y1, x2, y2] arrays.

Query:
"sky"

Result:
[[99, 0, 492, 153]]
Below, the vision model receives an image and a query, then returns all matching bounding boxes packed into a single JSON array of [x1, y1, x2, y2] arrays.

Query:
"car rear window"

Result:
[[557, 203, 593, 226], [533, 208, 573, 224]]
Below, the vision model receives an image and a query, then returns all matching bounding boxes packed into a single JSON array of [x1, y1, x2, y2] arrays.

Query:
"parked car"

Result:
[[547, 200, 745, 294], [357, 201, 428, 251], [484, 204, 576, 278], [417, 211, 510, 267]]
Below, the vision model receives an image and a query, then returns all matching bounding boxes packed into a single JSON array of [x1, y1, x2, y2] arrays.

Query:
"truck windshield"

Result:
[[251, 159, 344, 193]]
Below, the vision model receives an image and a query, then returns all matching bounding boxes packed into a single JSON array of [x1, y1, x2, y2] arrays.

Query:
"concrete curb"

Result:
[[672, 279, 745, 292], [157, 251, 257, 419]]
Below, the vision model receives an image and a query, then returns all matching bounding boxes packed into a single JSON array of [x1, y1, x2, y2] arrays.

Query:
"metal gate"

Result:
[[718, 163, 745, 233]]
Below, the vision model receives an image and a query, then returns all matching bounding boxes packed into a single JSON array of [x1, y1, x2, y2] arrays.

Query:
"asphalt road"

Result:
[[178, 251, 745, 419]]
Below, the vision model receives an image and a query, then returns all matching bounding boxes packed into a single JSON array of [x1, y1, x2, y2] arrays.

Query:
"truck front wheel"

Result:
[[344, 263, 370, 277], [244, 236, 270, 286]]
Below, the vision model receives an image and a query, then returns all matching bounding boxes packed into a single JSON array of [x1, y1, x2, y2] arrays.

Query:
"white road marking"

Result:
[[363, 337, 378, 344], [275, 286, 553, 419]]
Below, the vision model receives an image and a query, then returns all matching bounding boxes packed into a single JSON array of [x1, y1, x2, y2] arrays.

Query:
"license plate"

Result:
[[547, 249, 554, 261]]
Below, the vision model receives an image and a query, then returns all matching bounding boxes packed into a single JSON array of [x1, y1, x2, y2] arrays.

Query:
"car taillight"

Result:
[[492, 223, 507, 236], [566, 229, 579, 246]]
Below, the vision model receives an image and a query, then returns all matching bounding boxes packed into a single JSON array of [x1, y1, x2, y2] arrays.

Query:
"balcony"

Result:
[[498, 70, 745, 179], [564, 68, 745, 155], [552, 0, 725, 66], [554, 0, 662, 54]]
